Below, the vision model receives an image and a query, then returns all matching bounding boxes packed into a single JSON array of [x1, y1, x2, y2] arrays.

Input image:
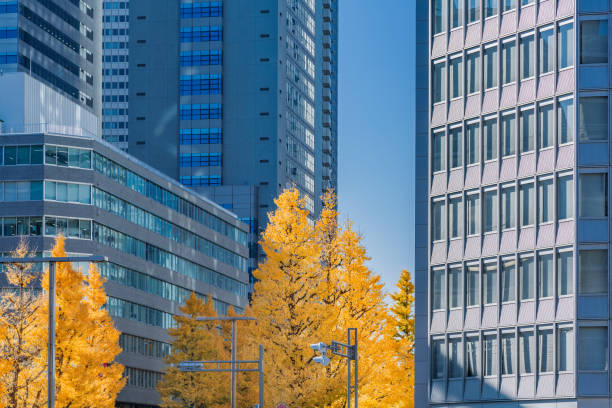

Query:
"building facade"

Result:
[[101, 0, 338, 274], [0, 0, 101, 117], [418, 0, 612, 406]]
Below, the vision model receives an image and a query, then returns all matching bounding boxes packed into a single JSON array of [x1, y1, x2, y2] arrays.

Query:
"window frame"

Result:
[[538, 25, 555, 76], [558, 19, 574, 70], [519, 31, 535, 80], [557, 95, 574, 146], [538, 174, 554, 225]]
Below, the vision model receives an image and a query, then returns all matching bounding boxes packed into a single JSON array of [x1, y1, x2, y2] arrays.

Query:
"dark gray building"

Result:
[[0, 0, 101, 117], [0, 127, 249, 407], [101, 0, 338, 276]]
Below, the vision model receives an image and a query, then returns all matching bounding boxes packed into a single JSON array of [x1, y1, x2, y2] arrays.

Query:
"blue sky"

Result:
[[338, 1, 415, 293]]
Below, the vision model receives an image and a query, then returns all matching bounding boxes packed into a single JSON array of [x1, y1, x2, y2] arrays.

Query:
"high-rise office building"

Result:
[[0, 0, 101, 117], [416, 0, 612, 406], [101, 0, 338, 274]]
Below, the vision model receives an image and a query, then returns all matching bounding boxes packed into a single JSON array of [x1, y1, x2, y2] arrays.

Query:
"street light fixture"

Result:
[[0, 255, 107, 408]]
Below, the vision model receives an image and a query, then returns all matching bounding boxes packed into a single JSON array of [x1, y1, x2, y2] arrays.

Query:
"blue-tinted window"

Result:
[[180, 176, 222, 187], [0, 52, 17, 64], [179, 153, 222, 167], [180, 128, 222, 144], [180, 1, 222, 18], [0, 2, 17, 13], [0, 27, 17, 38], [180, 50, 222, 66], [180, 26, 222, 42], [180, 75, 222, 95], [180, 104, 223, 120]]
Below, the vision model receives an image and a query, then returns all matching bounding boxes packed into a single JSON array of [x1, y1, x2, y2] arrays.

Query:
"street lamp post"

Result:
[[0, 255, 107, 408]]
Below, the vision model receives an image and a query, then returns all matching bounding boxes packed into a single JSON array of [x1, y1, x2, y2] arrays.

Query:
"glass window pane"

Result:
[[558, 98, 574, 144], [484, 190, 498, 232], [30, 217, 42, 236], [17, 146, 30, 164], [520, 331, 534, 374], [80, 220, 91, 239], [3, 218, 16, 236], [502, 186, 516, 229], [4, 146, 16, 165], [450, 58, 462, 99], [520, 183, 534, 226], [520, 257, 534, 300], [502, 0, 515, 11], [484, 46, 498, 89], [539, 178, 554, 223], [579, 327, 608, 371], [432, 339, 445, 379], [502, 40, 516, 84], [433, 269, 445, 310], [467, 193, 480, 235], [579, 173, 608, 217], [520, 34, 534, 79], [485, 0, 498, 17], [467, 52, 480, 94], [16, 182, 29, 201], [483, 263, 498, 304], [449, 338, 462, 378], [558, 175, 574, 220], [67, 184, 79, 203], [520, 108, 534, 152], [57, 147, 68, 166], [451, 0, 463, 28], [467, 265, 480, 306], [501, 259, 515, 302], [31, 145, 43, 164], [433, 0, 446, 34], [581, 20, 608, 64], [432, 131, 446, 172], [450, 127, 462, 168], [432, 200, 446, 241], [484, 335, 497, 376], [559, 23, 574, 69], [539, 329, 554, 373], [17, 217, 27, 236], [558, 327, 574, 372], [502, 114, 515, 156], [466, 337, 480, 377], [4, 182, 16, 201], [80, 150, 91, 168], [501, 333, 516, 375], [449, 267, 462, 308], [468, 0, 480, 23], [78, 184, 91, 204], [45, 181, 56, 201], [68, 148, 80, 167], [449, 197, 462, 239], [579, 96, 608, 142], [539, 103, 554, 148], [539, 29, 554, 74], [539, 253, 554, 298], [467, 123, 479, 164], [558, 251, 573, 296], [68, 219, 79, 238], [45, 217, 56, 236], [484, 118, 498, 160], [45, 145, 57, 165], [433, 62, 446, 103], [30, 181, 42, 201], [57, 182, 68, 202], [579, 249, 608, 294]]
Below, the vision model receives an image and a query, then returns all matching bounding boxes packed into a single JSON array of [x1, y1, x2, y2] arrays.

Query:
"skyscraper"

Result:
[[415, 0, 612, 406], [101, 0, 338, 274], [0, 0, 101, 117]]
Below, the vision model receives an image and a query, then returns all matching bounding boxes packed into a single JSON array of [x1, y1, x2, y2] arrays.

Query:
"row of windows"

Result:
[[432, 249, 573, 311], [125, 367, 163, 389], [45, 181, 91, 204], [103, 15, 128, 22], [180, 128, 222, 145], [103, 95, 128, 102], [107, 296, 174, 329], [0, 1, 17, 14], [287, 111, 315, 149], [432, 96, 573, 172], [179, 74, 222, 95], [0, 27, 17, 38], [93, 223, 247, 297], [0, 215, 92, 239], [286, 0, 315, 34], [180, 1, 222, 18], [23, 2, 92, 42], [102, 121, 128, 129], [0, 216, 43, 237], [432, 21, 573, 103], [93, 188, 246, 271], [180, 175, 222, 186], [103, 2, 128, 9], [103, 41, 128, 49], [431, 324, 579, 380], [103, 108, 127, 116], [431, 173, 574, 240], [0, 145, 43, 165], [103, 28, 128, 36], [45, 145, 92, 168], [0, 52, 17, 64], [286, 13, 314, 57], [119, 334, 171, 360], [0, 181, 42, 201], [103, 81, 128, 89], [179, 50, 221, 66], [285, 36, 316, 78], [179, 26, 222, 42], [286, 159, 315, 194], [103, 68, 128, 75], [93, 153, 247, 245], [286, 83, 315, 127], [180, 104, 222, 120], [287, 137, 315, 172], [179, 153, 222, 167], [103, 54, 128, 62], [286, 58, 315, 100]]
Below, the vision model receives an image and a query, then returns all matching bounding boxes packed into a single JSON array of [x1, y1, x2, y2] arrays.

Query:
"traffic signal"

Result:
[[310, 342, 330, 366]]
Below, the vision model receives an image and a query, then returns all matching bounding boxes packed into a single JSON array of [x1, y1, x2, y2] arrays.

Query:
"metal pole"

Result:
[[347, 329, 351, 408], [354, 329, 358, 408], [259, 344, 264, 408], [231, 320, 237, 408], [48, 262, 56, 408]]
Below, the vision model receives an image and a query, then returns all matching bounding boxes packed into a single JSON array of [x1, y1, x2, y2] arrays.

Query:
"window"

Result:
[[449, 126, 462, 168], [520, 107, 534, 152], [520, 34, 534, 79], [432, 199, 446, 241], [579, 173, 608, 217], [539, 328, 553, 373], [559, 22, 574, 69], [449, 338, 462, 378], [502, 40, 516, 84], [520, 256, 535, 300], [432, 131, 446, 172], [484, 334, 497, 376], [558, 327, 574, 372], [484, 46, 498, 89], [501, 333, 515, 375], [450, 0, 462, 28], [579, 250, 608, 294], [483, 189, 498, 232], [558, 97, 574, 144], [501, 259, 515, 302], [485, 0, 498, 17], [539, 253, 554, 298], [581, 20, 608, 64], [433, 61, 446, 103], [539, 102, 554, 148], [579, 96, 608, 142], [539, 28, 554, 74], [466, 336, 479, 377], [432, 339, 445, 379], [483, 262, 498, 304], [449, 57, 463, 99], [520, 331, 534, 374], [520, 182, 534, 227], [433, 269, 445, 310], [501, 113, 516, 157], [557, 250, 573, 296], [484, 117, 498, 160], [468, 0, 480, 23], [449, 267, 462, 308], [539, 178, 554, 223], [521, 0, 534, 5], [449, 196, 462, 239], [433, 0, 446, 35], [502, 0, 515, 12], [502, 185, 516, 229], [558, 174, 574, 220], [466, 265, 480, 306], [467, 193, 480, 235], [466, 122, 479, 164], [579, 327, 608, 371], [466, 51, 480, 94]]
